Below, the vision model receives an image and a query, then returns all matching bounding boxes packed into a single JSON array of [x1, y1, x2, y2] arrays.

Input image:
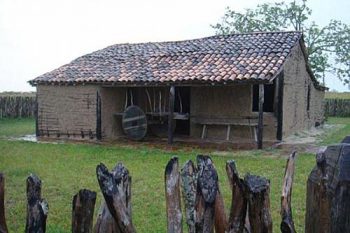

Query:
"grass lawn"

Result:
[[0, 117, 349, 232]]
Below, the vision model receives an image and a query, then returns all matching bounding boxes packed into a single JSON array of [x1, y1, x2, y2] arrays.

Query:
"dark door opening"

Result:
[[174, 87, 190, 135], [252, 83, 275, 112]]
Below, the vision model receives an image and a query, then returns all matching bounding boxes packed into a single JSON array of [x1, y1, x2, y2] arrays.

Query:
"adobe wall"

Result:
[[282, 44, 325, 137], [37, 85, 98, 139], [190, 85, 277, 142]]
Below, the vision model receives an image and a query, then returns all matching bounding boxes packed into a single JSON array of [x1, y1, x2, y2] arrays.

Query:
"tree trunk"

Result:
[[0, 173, 8, 233], [226, 160, 247, 233], [280, 151, 296, 233], [72, 189, 97, 233], [25, 174, 49, 233], [165, 157, 183, 233], [180, 160, 197, 233], [96, 163, 136, 233], [244, 174, 272, 233], [196, 155, 218, 233]]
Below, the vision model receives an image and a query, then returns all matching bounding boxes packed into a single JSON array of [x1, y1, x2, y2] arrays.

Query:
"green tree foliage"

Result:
[[212, 0, 350, 85]]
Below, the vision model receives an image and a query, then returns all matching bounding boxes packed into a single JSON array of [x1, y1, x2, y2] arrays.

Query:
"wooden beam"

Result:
[[257, 84, 264, 149], [276, 72, 284, 141], [96, 91, 102, 140], [168, 86, 175, 144], [0, 173, 8, 233], [165, 157, 183, 233], [35, 93, 39, 137], [72, 189, 97, 233]]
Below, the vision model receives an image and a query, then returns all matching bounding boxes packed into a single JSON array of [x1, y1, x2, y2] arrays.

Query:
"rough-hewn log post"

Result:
[[25, 174, 49, 233], [168, 85, 175, 144], [244, 174, 272, 233], [96, 91, 102, 140], [96, 163, 136, 233], [72, 189, 97, 233], [0, 173, 8, 233], [331, 144, 350, 233], [257, 84, 264, 149], [165, 157, 183, 233], [226, 161, 247, 233], [196, 155, 218, 233], [280, 151, 296, 233], [214, 189, 227, 233], [181, 160, 197, 233]]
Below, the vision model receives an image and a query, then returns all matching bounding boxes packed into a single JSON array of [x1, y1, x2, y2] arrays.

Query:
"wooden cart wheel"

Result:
[[122, 105, 147, 141]]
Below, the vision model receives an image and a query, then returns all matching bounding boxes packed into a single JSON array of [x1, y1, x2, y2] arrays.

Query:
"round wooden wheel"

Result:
[[122, 105, 147, 141]]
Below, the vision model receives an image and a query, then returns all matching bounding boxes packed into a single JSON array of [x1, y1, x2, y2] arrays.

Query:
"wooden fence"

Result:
[[0, 94, 36, 118], [0, 142, 349, 232], [324, 98, 350, 117]]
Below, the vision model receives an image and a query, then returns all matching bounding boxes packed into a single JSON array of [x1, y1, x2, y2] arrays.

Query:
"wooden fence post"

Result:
[[96, 163, 136, 233], [72, 189, 97, 233], [25, 174, 49, 233], [165, 157, 183, 233], [181, 160, 197, 233], [244, 174, 272, 233], [280, 151, 296, 233], [0, 173, 8, 233], [226, 161, 247, 233]]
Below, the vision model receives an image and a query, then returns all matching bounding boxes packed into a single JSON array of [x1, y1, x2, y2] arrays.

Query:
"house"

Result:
[[29, 31, 326, 148]]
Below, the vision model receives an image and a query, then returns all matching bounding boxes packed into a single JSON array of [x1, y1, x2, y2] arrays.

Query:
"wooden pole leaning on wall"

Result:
[[244, 174, 272, 233], [226, 161, 247, 233], [72, 189, 97, 233], [0, 173, 8, 233], [257, 84, 264, 149], [165, 157, 183, 233], [25, 174, 49, 233], [96, 163, 136, 233], [280, 151, 297, 233], [168, 85, 175, 144]]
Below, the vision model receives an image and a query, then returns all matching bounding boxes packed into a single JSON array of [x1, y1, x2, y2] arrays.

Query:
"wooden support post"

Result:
[[35, 93, 39, 137], [25, 174, 49, 233], [181, 160, 197, 233], [168, 85, 175, 144], [96, 91, 102, 140], [96, 163, 136, 233], [244, 174, 272, 233], [0, 173, 8, 233], [280, 151, 296, 233], [72, 189, 97, 233], [257, 84, 264, 149], [226, 161, 247, 233], [214, 189, 227, 233], [196, 155, 218, 233], [165, 157, 183, 233]]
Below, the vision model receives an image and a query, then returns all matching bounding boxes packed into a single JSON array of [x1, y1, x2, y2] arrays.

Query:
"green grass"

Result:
[[320, 117, 350, 145], [0, 118, 35, 137], [325, 91, 350, 99], [0, 117, 349, 232]]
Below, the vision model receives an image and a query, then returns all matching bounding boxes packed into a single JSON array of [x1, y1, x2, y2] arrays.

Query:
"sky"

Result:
[[0, 0, 349, 92]]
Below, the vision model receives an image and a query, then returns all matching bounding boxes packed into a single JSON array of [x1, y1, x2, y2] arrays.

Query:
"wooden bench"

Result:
[[191, 117, 259, 141]]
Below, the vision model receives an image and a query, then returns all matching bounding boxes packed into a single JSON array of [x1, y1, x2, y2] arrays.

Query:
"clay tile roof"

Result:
[[30, 31, 306, 86]]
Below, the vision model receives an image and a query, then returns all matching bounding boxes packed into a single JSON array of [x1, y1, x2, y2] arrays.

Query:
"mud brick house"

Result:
[[29, 31, 326, 148]]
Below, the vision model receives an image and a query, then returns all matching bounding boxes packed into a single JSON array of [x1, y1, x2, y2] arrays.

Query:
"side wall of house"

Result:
[[190, 85, 277, 142], [282, 44, 325, 137], [37, 85, 98, 139]]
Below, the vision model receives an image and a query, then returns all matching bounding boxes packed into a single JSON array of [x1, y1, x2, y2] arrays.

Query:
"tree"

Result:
[[212, 0, 350, 86]]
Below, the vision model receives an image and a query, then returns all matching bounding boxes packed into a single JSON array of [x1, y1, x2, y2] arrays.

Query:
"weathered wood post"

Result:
[[181, 160, 197, 233], [196, 155, 218, 233], [257, 84, 264, 149], [168, 85, 175, 144], [25, 174, 49, 233], [165, 157, 183, 233], [280, 151, 296, 233], [0, 173, 8, 233], [226, 161, 247, 233], [244, 174, 272, 233], [96, 91, 102, 140], [96, 163, 136, 233], [72, 189, 97, 233]]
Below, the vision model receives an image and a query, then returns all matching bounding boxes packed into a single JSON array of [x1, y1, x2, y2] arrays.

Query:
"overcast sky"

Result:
[[0, 0, 349, 92]]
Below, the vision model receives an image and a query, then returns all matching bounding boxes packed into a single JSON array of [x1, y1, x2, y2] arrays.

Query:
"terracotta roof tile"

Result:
[[30, 31, 303, 85]]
